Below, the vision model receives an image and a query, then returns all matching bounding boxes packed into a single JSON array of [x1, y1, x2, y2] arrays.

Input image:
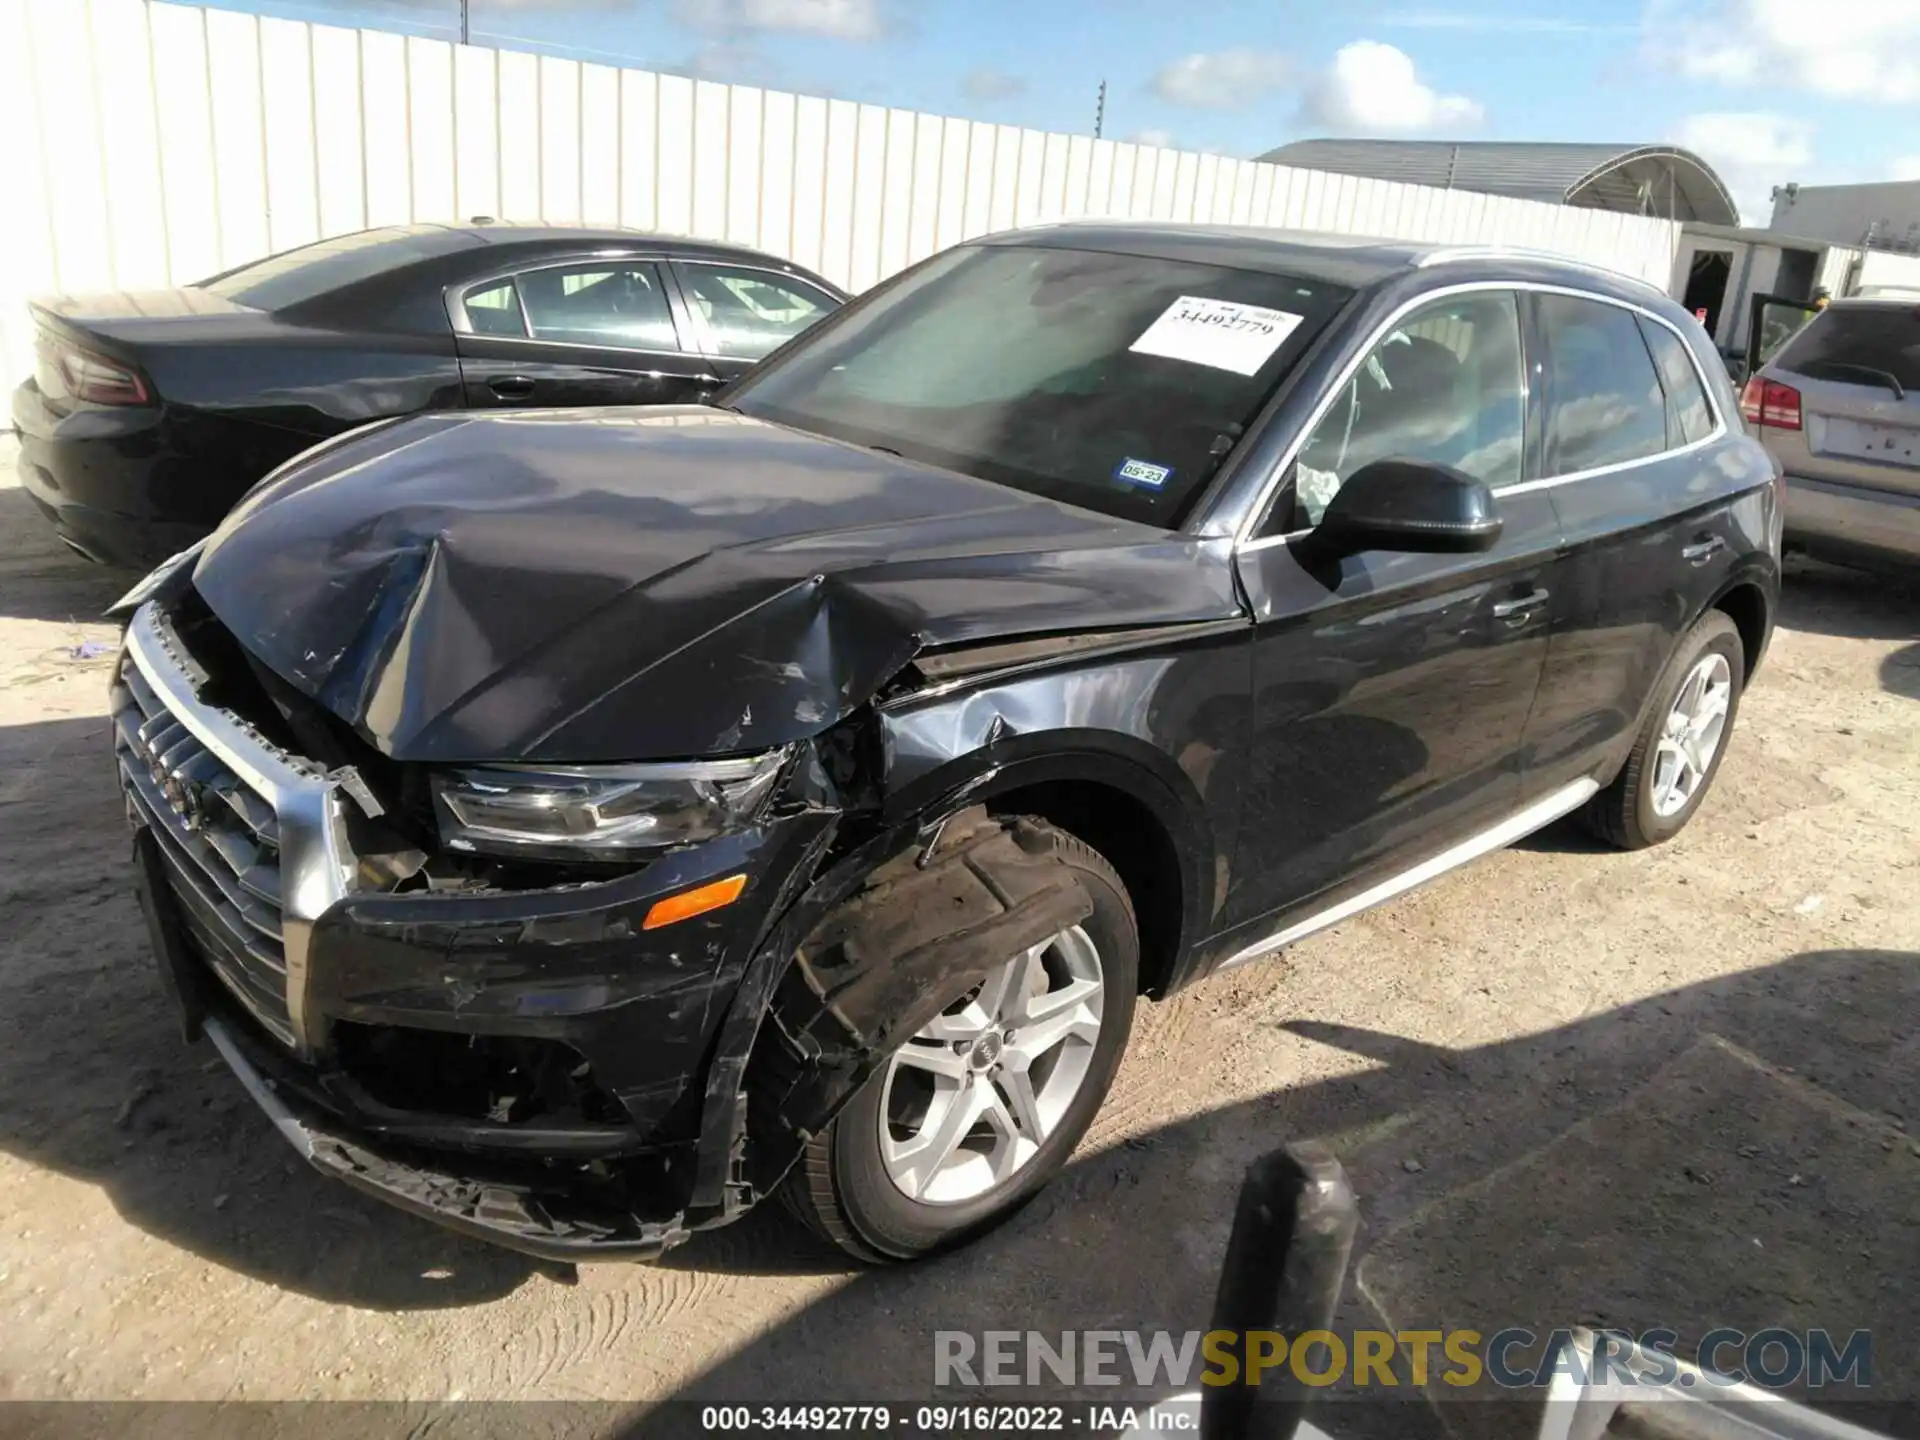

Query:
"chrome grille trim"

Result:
[[121, 602, 353, 1058]]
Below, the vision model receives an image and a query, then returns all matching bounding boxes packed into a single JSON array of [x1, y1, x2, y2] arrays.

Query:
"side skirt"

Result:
[[1216, 778, 1601, 974]]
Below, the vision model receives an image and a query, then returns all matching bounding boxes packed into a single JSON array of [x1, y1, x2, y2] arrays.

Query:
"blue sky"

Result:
[[231, 0, 1920, 224]]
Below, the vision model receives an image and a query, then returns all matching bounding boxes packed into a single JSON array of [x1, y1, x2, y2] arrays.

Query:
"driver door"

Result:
[[451, 258, 720, 410], [1218, 287, 1564, 941]]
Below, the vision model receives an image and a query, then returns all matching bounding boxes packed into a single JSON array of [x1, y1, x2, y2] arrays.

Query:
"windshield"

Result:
[[725, 242, 1351, 526], [197, 228, 477, 311]]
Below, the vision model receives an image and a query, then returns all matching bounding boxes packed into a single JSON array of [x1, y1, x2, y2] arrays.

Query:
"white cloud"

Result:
[[1672, 111, 1814, 225], [1382, 9, 1634, 33], [1302, 41, 1483, 134], [1890, 156, 1920, 182], [1128, 128, 1177, 149], [961, 67, 1027, 102], [676, 0, 886, 41], [1151, 49, 1293, 110], [1651, 0, 1920, 103]]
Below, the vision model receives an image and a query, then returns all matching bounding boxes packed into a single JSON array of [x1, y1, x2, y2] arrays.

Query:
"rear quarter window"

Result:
[[1775, 306, 1920, 392], [1637, 316, 1717, 446]]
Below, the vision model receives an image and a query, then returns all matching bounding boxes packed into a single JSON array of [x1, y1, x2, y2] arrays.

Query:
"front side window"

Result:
[[725, 243, 1351, 526], [1287, 290, 1525, 529], [517, 263, 680, 351], [1638, 316, 1715, 446], [678, 263, 837, 360], [1536, 294, 1667, 476]]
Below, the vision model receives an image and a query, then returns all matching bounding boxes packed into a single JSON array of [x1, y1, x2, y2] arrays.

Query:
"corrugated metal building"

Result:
[[1257, 140, 1740, 227], [1770, 180, 1920, 253]]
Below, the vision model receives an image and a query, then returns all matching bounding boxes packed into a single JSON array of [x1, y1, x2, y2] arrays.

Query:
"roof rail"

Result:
[[1413, 245, 1655, 288]]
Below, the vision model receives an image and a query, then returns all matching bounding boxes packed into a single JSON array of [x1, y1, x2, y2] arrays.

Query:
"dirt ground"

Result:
[[1, 432, 1915, 1435]]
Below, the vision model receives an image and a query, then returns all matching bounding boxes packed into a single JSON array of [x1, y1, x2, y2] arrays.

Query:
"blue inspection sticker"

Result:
[[1115, 457, 1173, 489]]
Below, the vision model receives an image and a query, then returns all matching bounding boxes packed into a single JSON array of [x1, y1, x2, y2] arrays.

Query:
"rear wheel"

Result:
[[784, 828, 1137, 1262], [1583, 610, 1744, 849]]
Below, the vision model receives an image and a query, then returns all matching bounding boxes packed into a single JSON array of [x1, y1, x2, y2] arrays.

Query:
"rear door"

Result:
[[450, 258, 720, 409], [669, 260, 843, 384], [1521, 291, 1742, 798], [1762, 302, 1920, 500]]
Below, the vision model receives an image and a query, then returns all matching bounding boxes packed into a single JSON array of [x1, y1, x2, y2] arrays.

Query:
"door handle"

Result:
[[1492, 587, 1550, 621], [694, 373, 724, 389], [1682, 534, 1726, 565], [487, 375, 536, 401]]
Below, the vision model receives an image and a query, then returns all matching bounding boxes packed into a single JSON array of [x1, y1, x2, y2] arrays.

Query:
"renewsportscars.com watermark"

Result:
[[933, 1328, 1874, 1391]]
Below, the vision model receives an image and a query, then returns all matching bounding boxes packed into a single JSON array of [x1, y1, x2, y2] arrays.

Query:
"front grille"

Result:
[[112, 603, 350, 1055], [114, 660, 296, 1045]]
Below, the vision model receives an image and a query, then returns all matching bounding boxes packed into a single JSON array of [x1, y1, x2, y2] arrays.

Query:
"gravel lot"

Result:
[[2, 433, 1915, 1435]]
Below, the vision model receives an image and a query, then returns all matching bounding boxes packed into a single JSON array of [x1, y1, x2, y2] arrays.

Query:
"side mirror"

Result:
[[1306, 458, 1503, 558]]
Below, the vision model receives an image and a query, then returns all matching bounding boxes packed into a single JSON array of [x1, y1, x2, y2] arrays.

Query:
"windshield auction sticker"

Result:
[[1129, 296, 1306, 375]]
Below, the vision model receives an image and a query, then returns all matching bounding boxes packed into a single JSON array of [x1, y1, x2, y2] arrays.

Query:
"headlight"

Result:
[[431, 750, 791, 859]]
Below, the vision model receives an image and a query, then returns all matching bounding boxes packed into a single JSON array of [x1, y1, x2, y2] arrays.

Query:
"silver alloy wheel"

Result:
[[877, 926, 1105, 1206], [1650, 652, 1733, 818]]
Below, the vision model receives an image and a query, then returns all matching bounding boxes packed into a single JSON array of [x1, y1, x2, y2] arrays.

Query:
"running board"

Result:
[[1217, 778, 1600, 974]]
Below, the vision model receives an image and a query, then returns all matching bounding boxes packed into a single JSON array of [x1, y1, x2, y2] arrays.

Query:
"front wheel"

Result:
[[1583, 609, 1745, 849], [784, 828, 1138, 1262]]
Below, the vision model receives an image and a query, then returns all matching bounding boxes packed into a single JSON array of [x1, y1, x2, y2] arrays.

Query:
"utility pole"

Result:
[[1094, 79, 1106, 139], [459, 0, 470, 44]]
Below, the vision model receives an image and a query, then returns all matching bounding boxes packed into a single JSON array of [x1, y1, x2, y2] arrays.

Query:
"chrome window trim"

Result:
[[1232, 279, 1731, 552], [125, 604, 353, 1060]]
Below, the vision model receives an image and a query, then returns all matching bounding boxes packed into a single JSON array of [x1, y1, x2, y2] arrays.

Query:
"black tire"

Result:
[[1582, 609, 1745, 850], [783, 824, 1138, 1263]]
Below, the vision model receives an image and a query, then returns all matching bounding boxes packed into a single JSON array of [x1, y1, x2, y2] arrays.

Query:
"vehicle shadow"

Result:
[[1882, 642, 1920, 700], [0, 715, 539, 1309], [626, 944, 1918, 1440], [0, 483, 135, 624], [1779, 554, 1920, 643]]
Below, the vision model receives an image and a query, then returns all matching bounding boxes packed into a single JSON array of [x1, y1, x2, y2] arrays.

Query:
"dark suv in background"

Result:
[[109, 225, 1779, 1265]]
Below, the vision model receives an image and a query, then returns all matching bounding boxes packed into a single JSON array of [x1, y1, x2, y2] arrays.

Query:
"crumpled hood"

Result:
[[192, 407, 1241, 762]]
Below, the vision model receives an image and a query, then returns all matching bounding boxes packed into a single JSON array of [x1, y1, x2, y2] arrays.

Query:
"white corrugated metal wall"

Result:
[[0, 0, 1682, 395]]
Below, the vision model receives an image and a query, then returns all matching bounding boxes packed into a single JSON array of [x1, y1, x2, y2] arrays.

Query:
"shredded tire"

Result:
[[780, 818, 1135, 1264]]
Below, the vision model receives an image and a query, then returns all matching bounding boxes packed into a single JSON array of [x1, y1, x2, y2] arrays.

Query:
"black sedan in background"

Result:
[[13, 222, 845, 568]]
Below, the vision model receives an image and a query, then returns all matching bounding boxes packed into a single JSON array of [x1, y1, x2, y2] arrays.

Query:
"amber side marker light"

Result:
[[642, 873, 748, 930]]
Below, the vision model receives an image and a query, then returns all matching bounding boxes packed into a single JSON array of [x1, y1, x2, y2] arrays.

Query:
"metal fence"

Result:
[[0, 0, 1682, 392]]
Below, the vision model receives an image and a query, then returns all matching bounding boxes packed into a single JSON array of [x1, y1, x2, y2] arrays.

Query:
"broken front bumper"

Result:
[[201, 1015, 687, 1262]]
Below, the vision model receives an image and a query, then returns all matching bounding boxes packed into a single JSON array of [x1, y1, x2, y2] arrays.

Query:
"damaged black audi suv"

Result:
[[110, 223, 1780, 1263]]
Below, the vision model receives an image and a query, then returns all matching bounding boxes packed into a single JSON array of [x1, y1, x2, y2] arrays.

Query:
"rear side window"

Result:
[[1638, 316, 1715, 446], [517, 263, 681, 351], [1535, 294, 1667, 476], [1775, 305, 1920, 392]]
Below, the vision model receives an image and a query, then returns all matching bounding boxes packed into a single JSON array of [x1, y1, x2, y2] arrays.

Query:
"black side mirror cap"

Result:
[[1304, 457, 1503, 558]]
